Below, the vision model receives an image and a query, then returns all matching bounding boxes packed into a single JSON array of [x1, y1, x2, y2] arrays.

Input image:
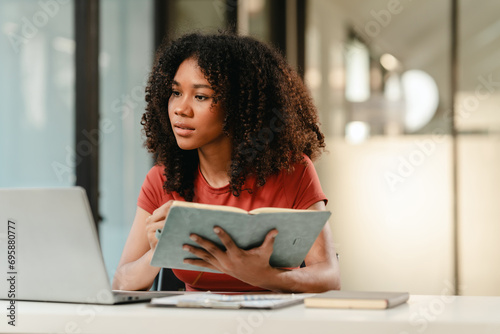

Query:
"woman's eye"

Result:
[[195, 95, 208, 101], [171, 91, 181, 97]]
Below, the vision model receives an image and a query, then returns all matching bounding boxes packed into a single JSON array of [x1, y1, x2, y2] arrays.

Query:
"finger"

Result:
[[146, 221, 166, 249], [146, 221, 165, 236], [182, 243, 220, 270], [189, 234, 225, 258], [213, 226, 237, 251], [183, 258, 219, 271], [145, 215, 163, 229], [182, 244, 215, 263], [148, 200, 174, 223], [260, 229, 278, 251], [148, 212, 163, 225]]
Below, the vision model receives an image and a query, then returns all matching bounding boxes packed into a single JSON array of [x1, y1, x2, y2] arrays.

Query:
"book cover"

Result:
[[304, 290, 410, 310], [150, 201, 331, 273]]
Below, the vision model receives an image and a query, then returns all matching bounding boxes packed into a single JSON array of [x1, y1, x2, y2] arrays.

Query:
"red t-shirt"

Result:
[[137, 155, 327, 291]]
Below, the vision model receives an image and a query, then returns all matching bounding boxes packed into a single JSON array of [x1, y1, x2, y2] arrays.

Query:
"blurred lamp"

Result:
[[345, 121, 370, 144], [380, 53, 400, 71], [345, 41, 370, 102], [401, 70, 439, 132]]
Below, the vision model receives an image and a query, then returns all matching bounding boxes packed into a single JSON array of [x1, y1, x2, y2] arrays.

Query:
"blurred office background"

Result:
[[1, 0, 499, 296]]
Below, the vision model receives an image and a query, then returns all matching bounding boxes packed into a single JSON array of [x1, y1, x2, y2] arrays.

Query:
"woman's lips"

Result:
[[173, 122, 195, 136]]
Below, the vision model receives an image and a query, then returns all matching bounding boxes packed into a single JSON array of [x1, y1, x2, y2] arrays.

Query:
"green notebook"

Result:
[[150, 201, 331, 273]]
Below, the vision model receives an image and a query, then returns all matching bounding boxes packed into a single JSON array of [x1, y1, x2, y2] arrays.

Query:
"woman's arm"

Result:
[[183, 200, 341, 293], [266, 200, 341, 292], [112, 202, 173, 291]]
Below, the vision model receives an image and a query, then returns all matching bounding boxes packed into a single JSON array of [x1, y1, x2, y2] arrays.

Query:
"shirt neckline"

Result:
[[197, 166, 231, 194]]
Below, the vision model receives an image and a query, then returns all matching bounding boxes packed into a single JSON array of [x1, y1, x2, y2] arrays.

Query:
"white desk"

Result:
[[2, 295, 500, 334]]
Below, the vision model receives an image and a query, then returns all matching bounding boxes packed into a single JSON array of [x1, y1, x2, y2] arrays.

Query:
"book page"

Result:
[[172, 201, 319, 215], [248, 207, 315, 214], [171, 200, 248, 214]]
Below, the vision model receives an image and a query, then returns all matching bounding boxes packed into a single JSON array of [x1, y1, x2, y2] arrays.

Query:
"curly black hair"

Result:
[[142, 32, 325, 201]]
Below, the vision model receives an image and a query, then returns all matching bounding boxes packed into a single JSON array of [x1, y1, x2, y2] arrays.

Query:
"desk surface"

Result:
[[2, 295, 500, 334]]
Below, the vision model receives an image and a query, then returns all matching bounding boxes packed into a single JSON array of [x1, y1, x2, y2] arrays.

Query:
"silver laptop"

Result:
[[0, 187, 175, 304]]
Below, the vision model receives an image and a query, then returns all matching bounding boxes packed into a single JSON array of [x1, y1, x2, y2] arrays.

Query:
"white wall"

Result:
[[458, 135, 500, 295], [316, 136, 454, 294]]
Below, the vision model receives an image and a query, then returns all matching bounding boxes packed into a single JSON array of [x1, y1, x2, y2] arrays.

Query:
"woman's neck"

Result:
[[197, 139, 232, 188]]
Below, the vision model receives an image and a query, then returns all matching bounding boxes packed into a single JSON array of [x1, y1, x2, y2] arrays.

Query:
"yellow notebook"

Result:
[[304, 290, 409, 309]]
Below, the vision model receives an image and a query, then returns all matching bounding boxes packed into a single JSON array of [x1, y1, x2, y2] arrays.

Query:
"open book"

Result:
[[150, 201, 331, 273]]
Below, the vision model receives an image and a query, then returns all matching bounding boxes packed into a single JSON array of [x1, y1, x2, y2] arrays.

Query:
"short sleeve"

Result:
[[284, 155, 327, 210], [137, 165, 173, 214]]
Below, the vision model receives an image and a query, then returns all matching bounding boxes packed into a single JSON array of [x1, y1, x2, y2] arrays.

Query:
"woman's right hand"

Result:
[[145, 200, 174, 251]]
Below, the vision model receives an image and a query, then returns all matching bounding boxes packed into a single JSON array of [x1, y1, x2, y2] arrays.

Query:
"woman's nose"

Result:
[[173, 97, 193, 117]]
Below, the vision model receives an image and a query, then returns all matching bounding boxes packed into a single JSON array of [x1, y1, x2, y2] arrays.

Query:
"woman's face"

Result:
[[168, 57, 228, 152]]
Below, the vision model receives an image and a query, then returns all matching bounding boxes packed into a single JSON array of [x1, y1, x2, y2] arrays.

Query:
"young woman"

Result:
[[112, 32, 340, 293]]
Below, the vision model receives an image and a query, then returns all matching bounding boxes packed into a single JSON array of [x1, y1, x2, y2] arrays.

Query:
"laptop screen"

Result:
[[0, 187, 115, 303]]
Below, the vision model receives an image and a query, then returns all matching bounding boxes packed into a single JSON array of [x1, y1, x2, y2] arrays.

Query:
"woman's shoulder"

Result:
[[288, 154, 314, 174], [271, 154, 317, 188], [286, 154, 326, 208], [149, 164, 165, 174], [142, 164, 166, 188], [148, 164, 165, 175], [138, 164, 172, 214]]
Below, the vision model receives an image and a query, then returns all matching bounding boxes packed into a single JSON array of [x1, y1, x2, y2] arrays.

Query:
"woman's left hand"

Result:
[[182, 227, 279, 287]]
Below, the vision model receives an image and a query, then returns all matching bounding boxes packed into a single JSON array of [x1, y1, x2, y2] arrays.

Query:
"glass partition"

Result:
[[98, 0, 154, 279], [457, 0, 500, 296], [0, 0, 74, 187], [167, 0, 228, 38], [307, 0, 454, 294]]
